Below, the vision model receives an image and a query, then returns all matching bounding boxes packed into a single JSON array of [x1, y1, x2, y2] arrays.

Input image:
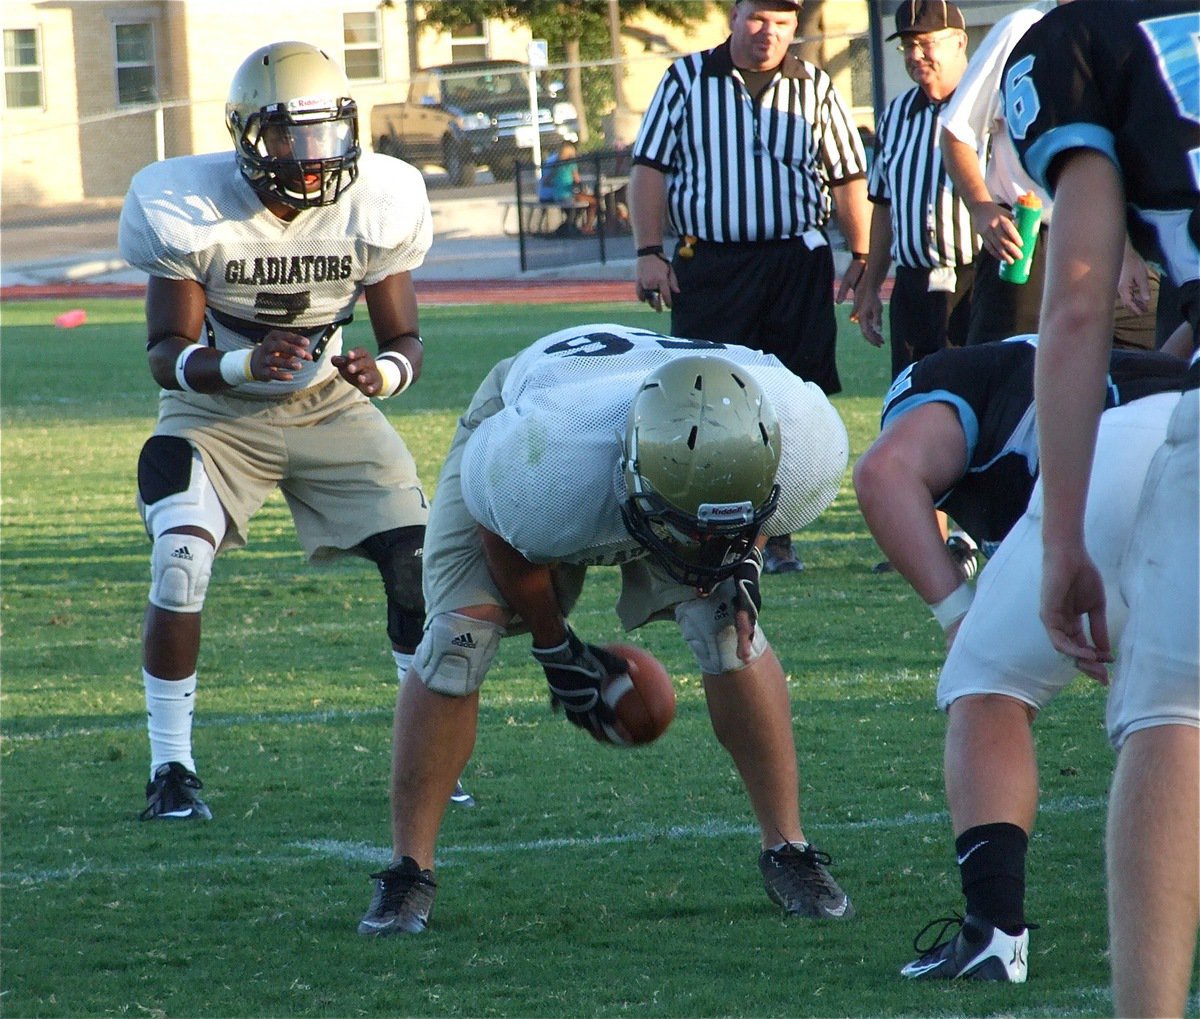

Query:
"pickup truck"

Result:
[[370, 59, 580, 186]]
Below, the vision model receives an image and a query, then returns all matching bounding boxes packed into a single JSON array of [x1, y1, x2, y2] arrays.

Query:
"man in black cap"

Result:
[[852, 0, 975, 379]]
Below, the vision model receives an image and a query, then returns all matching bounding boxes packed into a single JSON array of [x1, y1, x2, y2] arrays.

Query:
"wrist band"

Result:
[[930, 581, 975, 630], [219, 349, 254, 386], [376, 351, 413, 398], [636, 245, 664, 257], [173, 343, 205, 392], [851, 251, 868, 261]]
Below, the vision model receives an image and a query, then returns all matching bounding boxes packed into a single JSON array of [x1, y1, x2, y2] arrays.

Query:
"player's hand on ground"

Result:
[[331, 347, 386, 396], [532, 627, 627, 740], [254, 330, 312, 381], [1040, 546, 1113, 685]]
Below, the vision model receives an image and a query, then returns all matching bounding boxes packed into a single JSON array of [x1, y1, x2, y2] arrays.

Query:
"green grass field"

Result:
[[0, 298, 1144, 1017]]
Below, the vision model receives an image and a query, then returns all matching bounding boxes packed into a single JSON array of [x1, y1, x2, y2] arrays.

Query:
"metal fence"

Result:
[[511, 148, 652, 273]]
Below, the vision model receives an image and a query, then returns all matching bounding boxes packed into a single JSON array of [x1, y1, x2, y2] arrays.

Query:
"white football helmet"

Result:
[[621, 355, 781, 590], [225, 41, 360, 209]]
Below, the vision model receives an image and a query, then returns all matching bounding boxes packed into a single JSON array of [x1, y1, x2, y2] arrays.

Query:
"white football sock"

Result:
[[143, 669, 197, 777], [392, 650, 414, 682]]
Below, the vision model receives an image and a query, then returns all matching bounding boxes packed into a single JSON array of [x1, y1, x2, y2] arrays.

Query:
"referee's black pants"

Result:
[[889, 263, 976, 380], [669, 236, 840, 395]]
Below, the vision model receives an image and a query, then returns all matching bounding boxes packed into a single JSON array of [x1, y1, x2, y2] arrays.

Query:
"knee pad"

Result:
[[360, 525, 426, 649], [675, 583, 768, 675], [138, 436, 227, 545], [149, 533, 215, 613], [412, 612, 504, 696]]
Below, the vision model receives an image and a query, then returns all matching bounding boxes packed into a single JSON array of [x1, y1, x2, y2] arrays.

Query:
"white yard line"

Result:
[[4, 795, 1105, 885]]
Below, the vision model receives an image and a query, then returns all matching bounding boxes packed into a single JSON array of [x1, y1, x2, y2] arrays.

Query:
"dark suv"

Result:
[[370, 60, 580, 186]]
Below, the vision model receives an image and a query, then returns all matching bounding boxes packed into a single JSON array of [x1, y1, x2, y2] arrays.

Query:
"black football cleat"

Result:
[[900, 913, 1029, 981], [358, 856, 437, 936], [758, 841, 854, 919], [139, 762, 212, 821]]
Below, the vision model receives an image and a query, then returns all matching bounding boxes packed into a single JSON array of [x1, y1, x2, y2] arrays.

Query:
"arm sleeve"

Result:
[[939, 10, 1043, 150], [631, 56, 695, 172], [866, 105, 892, 203], [118, 190, 199, 280], [817, 74, 869, 185]]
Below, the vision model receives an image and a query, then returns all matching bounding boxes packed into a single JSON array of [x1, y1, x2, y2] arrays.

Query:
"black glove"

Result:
[[731, 546, 764, 628], [532, 626, 628, 742]]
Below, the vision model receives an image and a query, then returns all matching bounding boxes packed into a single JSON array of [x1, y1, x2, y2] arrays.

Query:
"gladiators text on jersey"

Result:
[[223, 254, 354, 286]]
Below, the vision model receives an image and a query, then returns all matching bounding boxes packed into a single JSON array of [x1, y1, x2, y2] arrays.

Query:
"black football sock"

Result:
[[956, 822, 1029, 935]]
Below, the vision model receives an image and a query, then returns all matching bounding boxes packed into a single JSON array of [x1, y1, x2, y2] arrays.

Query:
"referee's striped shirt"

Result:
[[632, 42, 867, 244], [868, 87, 979, 269]]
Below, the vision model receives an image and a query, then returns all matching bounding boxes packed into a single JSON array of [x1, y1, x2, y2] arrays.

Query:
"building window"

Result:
[[4, 28, 43, 109], [450, 20, 489, 63], [343, 11, 382, 80], [115, 21, 157, 104]]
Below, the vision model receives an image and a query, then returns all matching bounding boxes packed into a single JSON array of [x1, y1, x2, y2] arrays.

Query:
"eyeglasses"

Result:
[[896, 30, 961, 55]]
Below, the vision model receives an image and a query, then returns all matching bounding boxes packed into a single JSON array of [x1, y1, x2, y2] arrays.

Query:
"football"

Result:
[[600, 643, 676, 746]]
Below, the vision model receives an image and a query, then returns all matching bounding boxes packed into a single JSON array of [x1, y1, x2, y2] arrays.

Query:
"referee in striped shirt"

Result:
[[852, 0, 979, 380], [628, 0, 870, 401]]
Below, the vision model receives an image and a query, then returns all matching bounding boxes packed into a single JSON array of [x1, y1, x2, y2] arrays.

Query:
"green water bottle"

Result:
[[998, 192, 1043, 284]]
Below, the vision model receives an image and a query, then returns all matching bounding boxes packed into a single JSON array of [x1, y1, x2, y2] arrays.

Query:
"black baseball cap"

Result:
[[887, 0, 966, 40], [736, 0, 803, 10]]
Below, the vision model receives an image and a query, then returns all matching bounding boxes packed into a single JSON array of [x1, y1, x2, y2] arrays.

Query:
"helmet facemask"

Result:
[[620, 356, 783, 593], [621, 474, 780, 592], [232, 98, 359, 208]]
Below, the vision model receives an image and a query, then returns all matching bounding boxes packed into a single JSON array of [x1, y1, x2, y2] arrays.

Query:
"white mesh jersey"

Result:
[[119, 151, 432, 398], [461, 324, 849, 566]]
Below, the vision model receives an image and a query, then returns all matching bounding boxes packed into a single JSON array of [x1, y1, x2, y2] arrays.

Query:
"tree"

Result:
[[412, 1, 711, 143]]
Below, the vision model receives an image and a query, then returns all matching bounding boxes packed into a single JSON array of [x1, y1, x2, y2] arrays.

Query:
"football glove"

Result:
[[731, 546, 764, 628], [532, 626, 628, 742]]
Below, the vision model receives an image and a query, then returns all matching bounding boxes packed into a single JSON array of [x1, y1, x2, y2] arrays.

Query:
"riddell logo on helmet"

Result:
[[698, 501, 755, 523]]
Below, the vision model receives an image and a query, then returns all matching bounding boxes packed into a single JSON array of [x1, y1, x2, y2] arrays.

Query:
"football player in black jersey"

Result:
[[908, 2, 1199, 1009]]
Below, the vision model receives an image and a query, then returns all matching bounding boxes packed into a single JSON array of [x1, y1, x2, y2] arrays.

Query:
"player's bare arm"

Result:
[[939, 132, 1023, 262], [145, 276, 312, 391], [854, 402, 972, 647], [333, 271, 424, 398], [1035, 152, 1124, 677], [477, 526, 567, 649], [477, 526, 626, 739]]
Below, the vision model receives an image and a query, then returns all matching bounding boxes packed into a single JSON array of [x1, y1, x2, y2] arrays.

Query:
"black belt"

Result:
[[205, 308, 352, 361]]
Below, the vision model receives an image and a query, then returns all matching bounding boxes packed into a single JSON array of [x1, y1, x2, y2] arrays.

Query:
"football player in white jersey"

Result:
[[358, 323, 856, 936], [119, 41, 449, 821]]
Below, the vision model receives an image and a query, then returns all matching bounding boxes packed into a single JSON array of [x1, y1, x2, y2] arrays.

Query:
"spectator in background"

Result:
[[628, 0, 871, 575], [852, 0, 978, 380], [939, 2, 1057, 346], [538, 141, 597, 235]]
